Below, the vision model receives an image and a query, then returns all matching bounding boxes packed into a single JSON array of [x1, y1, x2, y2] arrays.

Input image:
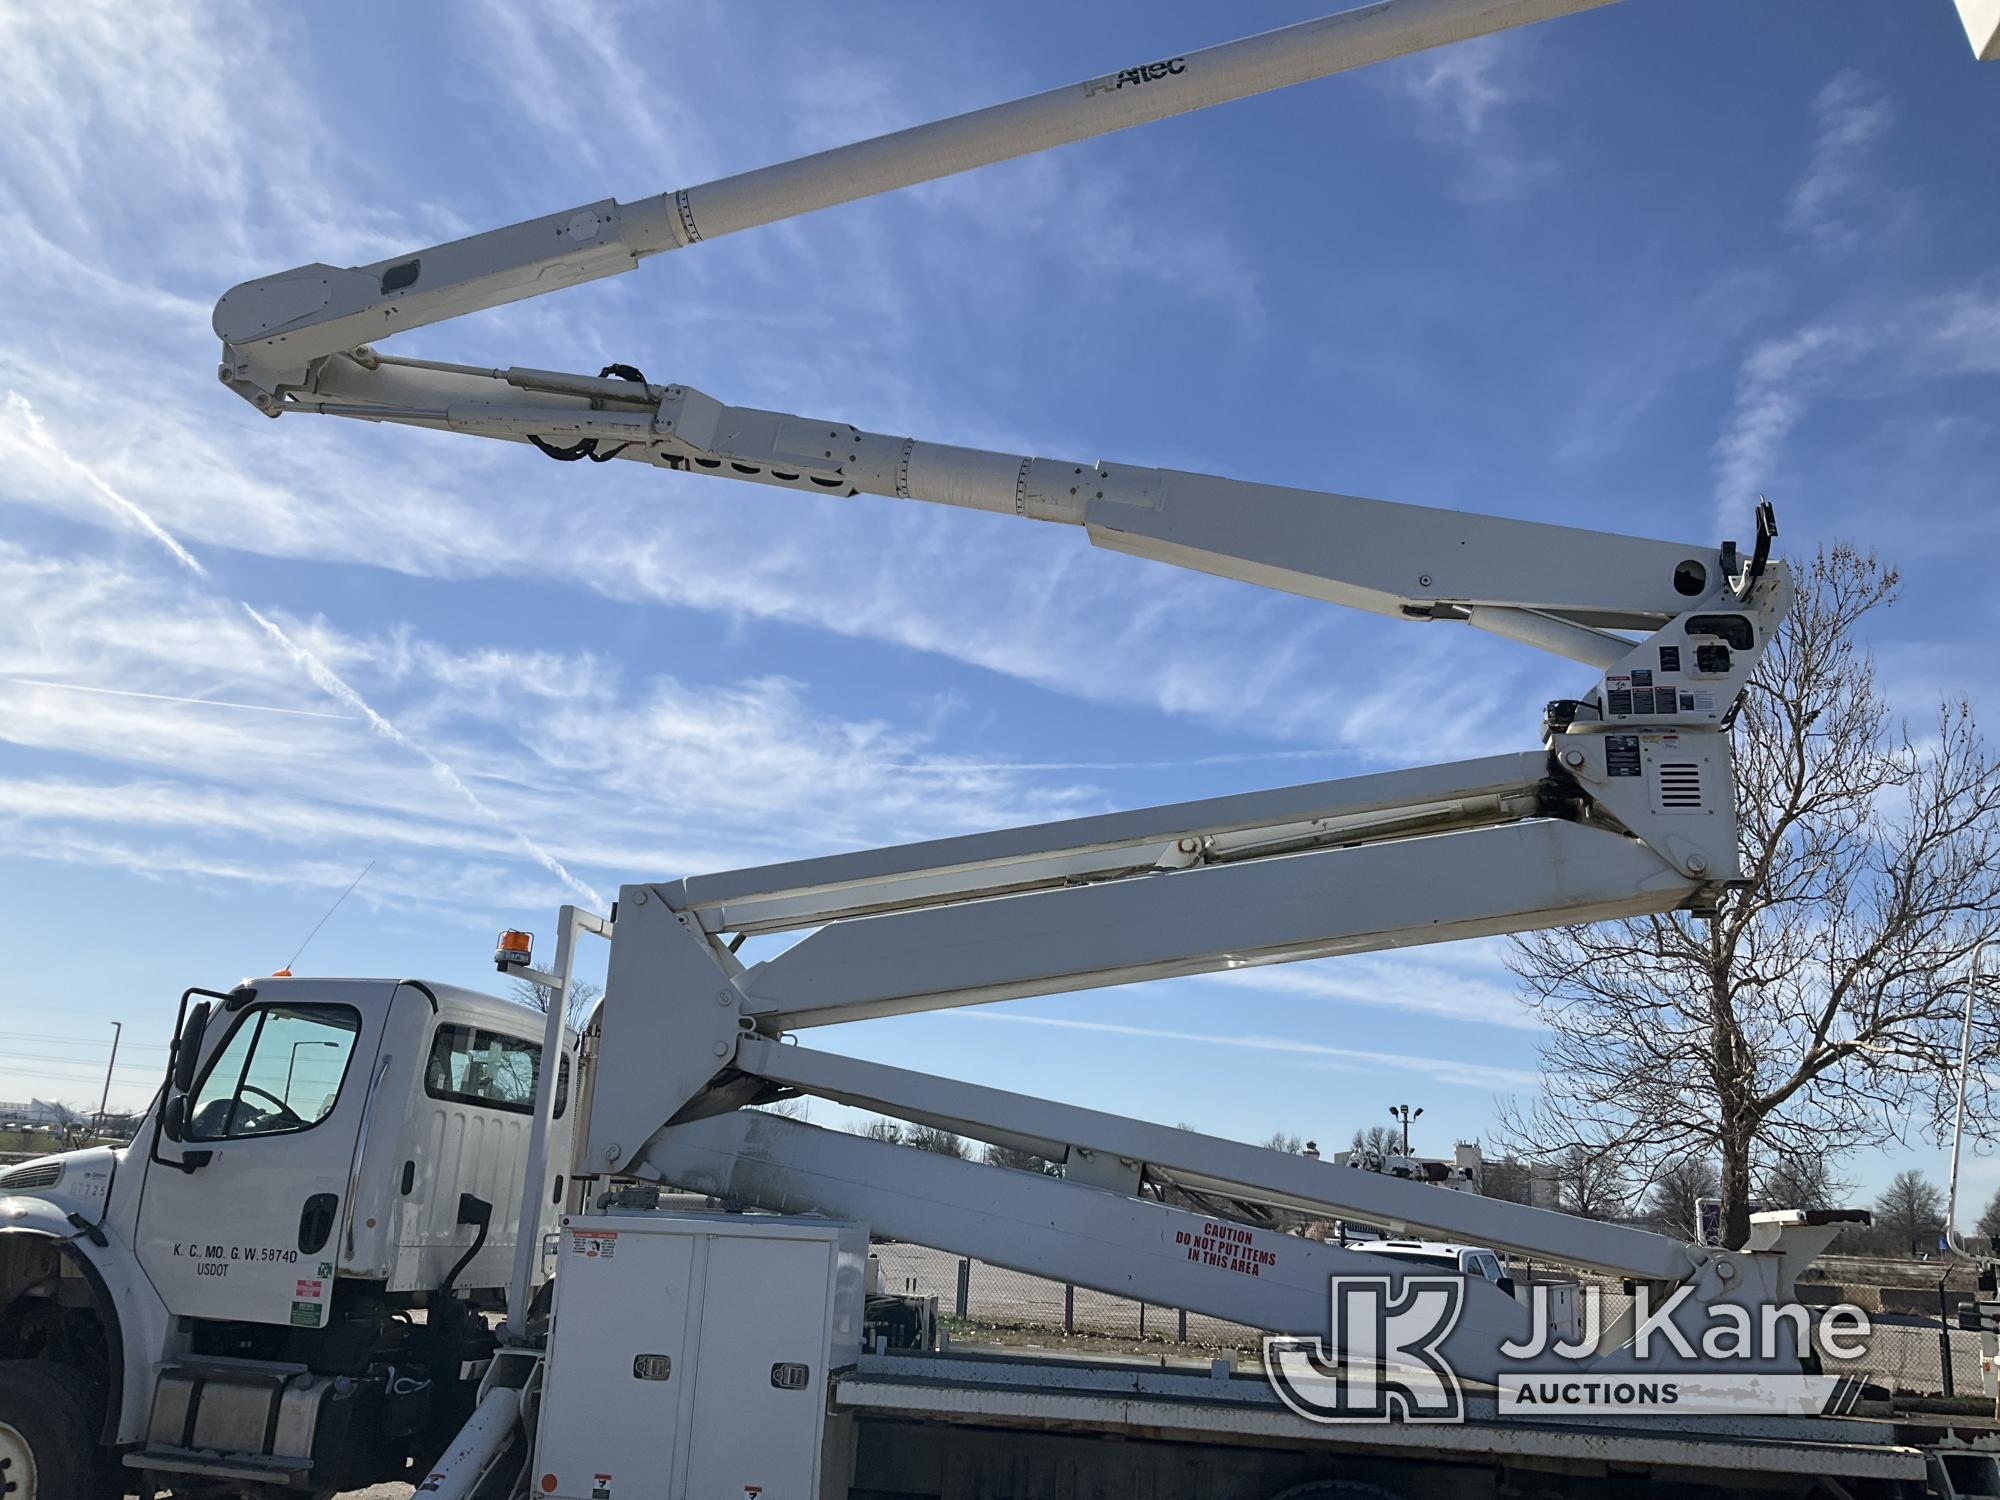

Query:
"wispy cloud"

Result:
[[1710, 323, 1866, 526], [0, 3, 459, 282], [4, 402, 603, 907], [1709, 288, 2000, 530], [7, 394, 210, 575], [0, 678, 355, 721], [1393, 36, 1556, 203], [958, 1010, 1541, 1091], [0, 541, 1117, 917], [462, 0, 720, 192], [1206, 943, 1538, 1032], [1786, 70, 1897, 253], [1552, 267, 1783, 471], [0, 0, 1518, 762], [240, 604, 605, 908]]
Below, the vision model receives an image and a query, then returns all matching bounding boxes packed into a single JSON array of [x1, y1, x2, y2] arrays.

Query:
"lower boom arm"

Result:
[[589, 745, 1749, 1176]]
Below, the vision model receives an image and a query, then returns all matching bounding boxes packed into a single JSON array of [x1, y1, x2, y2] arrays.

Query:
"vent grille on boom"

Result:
[[1657, 762, 1704, 809]]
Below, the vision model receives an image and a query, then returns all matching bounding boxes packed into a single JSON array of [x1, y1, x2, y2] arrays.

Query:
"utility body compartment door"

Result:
[[535, 1223, 699, 1498], [134, 979, 396, 1328], [534, 1213, 855, 1500], [685, 1232, 840, 1499]]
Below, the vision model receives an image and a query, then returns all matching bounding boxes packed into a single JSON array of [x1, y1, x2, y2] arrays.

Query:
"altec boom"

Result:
[[3, 3, 1992, 1498]]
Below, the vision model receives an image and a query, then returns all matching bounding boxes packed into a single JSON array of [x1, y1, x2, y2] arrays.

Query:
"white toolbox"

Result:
[[534, 1211, 867, 1500]]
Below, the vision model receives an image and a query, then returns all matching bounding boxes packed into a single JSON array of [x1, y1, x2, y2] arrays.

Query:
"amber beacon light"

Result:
[[493, 929, 534, 971]]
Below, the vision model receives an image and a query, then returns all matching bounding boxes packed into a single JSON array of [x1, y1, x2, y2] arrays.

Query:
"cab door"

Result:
[[135, 982, 390, 1329]]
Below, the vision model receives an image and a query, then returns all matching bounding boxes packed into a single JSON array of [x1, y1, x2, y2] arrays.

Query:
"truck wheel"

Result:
[[0, 1358, 102, 1499]]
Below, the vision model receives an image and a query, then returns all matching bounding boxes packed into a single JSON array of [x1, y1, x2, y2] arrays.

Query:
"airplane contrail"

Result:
[[958, 1010, 1542, 1091], [7, 394, 211, 577], [1, 678, 357, 721], [7, 393, 606, 910], [241, 605, 605, 907]]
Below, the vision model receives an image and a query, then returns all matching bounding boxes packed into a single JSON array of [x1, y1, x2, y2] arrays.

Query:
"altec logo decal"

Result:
[[1082, 56, 1187, 97]]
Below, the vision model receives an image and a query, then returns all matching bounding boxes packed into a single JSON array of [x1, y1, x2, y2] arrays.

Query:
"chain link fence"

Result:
[[1588, 1286, 1991, 1398], [871, 1242, 1996, 1399], [872, 1242, 1262, 1349]]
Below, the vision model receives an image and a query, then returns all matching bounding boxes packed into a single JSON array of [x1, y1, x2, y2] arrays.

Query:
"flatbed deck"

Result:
[[836, 1349, 1933, 1487]]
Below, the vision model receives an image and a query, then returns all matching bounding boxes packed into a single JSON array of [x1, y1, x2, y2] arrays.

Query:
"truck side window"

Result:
[[184, 1005, 362, 1141], [425, 1025, 568, 1117]]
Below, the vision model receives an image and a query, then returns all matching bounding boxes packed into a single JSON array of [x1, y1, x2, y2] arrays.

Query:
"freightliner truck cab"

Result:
[[0, 976, 573, 1496]]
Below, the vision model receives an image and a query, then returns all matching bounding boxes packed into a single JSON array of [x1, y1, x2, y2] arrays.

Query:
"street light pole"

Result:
[[286, 1040, 338, 1103], [94, 1022, 121, 1135], [1389, 1103, 1424, 1156], [1947, 938, 1994, 1242]]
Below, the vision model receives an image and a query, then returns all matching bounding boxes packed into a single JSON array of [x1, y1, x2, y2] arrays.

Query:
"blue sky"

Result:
[[1, 2, 1995, 1209]]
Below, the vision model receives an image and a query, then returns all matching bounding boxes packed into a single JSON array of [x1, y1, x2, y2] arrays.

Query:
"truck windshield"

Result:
[[184, 1005, 362, 1140]]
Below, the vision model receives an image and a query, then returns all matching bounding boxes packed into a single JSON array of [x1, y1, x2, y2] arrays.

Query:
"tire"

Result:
[[0, 1358, 103, 1500], [35, 1368, 117, 1500]]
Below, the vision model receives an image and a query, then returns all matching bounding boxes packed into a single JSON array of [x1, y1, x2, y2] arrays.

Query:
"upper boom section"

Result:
[[212, 0, 1617, 408], [291, 353, 1780, 664]]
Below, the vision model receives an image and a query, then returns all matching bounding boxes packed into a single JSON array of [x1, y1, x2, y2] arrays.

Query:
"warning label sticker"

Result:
[[1174, 1221, 1278, 1278], [571, 1229, 619, 1260]]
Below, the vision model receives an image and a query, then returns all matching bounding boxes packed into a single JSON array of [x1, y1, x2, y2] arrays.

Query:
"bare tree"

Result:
[[1480, 1155, 1536, 1205], [1643, 1158, 1720, 1241], [1975, 1185, 2000, 1247], [1550, 1142, 1628, 1221], [1871, 1169, 1946, 1257], [1501, 549, 2000, 1247], [1350, 1125, 1400, 1159], [849, 1117, 968, 1157], [1262, 1131, 1304, 1155], [1757, 1152, 1847, 1213], [510, 976, 603, 1033], [43, 1102, 96, 1150], [985, 1142, 1060, 1175], [904, 1124, 967, 1157]]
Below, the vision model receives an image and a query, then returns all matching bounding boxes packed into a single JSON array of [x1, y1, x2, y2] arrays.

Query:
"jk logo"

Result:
[[1265, 1275, 1466, 1423]]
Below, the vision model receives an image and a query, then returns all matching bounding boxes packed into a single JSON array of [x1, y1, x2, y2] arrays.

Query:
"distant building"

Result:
[[0, 1100, 66, 1125]]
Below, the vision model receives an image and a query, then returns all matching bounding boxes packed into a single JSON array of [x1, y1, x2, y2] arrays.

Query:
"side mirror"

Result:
[[162, 1094, 187, 1142], [1497, 1275, 1517, 1298], [172, 1001, 210, 1094]]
